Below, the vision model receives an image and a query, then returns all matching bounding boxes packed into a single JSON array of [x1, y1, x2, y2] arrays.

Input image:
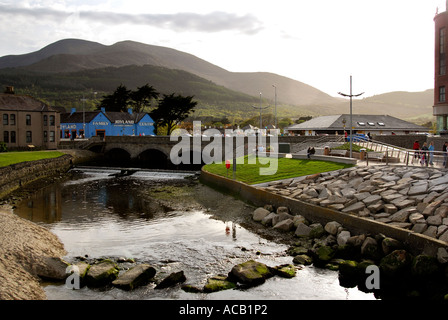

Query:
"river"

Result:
[[13, 168, 375, 300]]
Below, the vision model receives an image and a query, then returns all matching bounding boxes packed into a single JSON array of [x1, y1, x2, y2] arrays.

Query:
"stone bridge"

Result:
[[80, 135, 280, 169]]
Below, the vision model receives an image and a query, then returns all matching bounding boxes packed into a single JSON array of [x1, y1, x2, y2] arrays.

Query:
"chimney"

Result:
[[4, 86, 14, 94]]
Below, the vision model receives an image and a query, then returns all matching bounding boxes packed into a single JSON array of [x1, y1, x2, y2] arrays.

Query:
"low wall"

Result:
[[0, 155, 73, 199], [200, 169, 448, 256]]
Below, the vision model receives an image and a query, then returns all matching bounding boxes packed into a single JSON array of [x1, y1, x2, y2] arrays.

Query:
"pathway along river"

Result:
[[13, 168, 374, 300]]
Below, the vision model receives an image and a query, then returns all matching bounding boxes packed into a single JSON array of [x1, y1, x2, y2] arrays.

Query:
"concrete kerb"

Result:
[[200, 168, 448, 257]]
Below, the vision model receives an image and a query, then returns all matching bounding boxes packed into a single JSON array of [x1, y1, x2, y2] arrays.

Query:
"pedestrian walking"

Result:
[[443, 141, 448, 167], [428, 141, 435, 166], [412, 140, 420, 163], [420, 142, 429, 167]]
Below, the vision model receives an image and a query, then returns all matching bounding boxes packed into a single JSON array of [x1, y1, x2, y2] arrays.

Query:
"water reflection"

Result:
[[14, 169, 375, 300]]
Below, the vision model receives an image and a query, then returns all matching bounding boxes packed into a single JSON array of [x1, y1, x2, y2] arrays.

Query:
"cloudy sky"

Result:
[[0, 0, 445, 98]]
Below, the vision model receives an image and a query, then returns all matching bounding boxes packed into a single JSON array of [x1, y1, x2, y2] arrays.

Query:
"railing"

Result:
[[357, 139, 448, 168]]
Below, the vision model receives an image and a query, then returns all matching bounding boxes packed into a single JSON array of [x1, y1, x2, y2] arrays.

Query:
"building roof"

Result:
[[61, 110, 151, 124], [0, 93, 58, 112], [286, 114, 427, 132]]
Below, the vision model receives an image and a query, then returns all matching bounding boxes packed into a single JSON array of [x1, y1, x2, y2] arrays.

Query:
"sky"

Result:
[[0, 0, 446, 98]]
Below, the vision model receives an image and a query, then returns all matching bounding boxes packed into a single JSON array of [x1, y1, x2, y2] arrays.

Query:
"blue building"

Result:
[[61, 108, 155, 139]]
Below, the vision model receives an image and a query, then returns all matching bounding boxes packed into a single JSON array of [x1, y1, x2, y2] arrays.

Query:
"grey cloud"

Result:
[[0, 5, 263, 35]]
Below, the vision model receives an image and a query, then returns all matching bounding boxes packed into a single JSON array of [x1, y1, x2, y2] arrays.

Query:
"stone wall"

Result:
[[0, 154, 73, 199]]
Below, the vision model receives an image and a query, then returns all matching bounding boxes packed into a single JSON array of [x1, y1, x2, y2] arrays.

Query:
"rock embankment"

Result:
[[261, 165, 448, 243], [251, 204, 448, 299]]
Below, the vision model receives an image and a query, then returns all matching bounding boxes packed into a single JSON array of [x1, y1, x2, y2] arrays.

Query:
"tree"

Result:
[[150, 93, 197, 135], [130, 84, 159, 113], [98, 84, 131, 112]]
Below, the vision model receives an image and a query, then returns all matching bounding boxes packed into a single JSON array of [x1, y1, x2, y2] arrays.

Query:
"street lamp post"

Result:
[[338, 76, 364, 158], [252, 92, 269, 135], [272, 85, 277, 130]]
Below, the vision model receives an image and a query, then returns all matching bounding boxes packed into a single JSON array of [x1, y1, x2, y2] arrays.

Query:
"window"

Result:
[[357, 122, 366, 126], [43, 115, 48, 126], [10, 114, 15, 125], [10, 131, 16, 143], [43, 131, 48, 142], [50, 131, 55, 142], [367, 122, 375, 126], [3, 131, 9, 143], [49, 115, 55, 126], [440, 86, 446, 103], [3, 114, 8, 125], [26, 114, 31, 126], [377, 122, 385, 126], [26, 131, 32, 143]]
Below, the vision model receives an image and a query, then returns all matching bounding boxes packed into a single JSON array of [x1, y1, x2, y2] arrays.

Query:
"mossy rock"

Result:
[[85, 259, 119, 287], [293, 254, 313, 265], [379, 250, 413, 277], [411, 255, 440, 278], [112, 264, 156, 290], [317, 245, 336, 262], [286, 246, 309, 256], [309, 223, 325, 239], [273, 264, 296, 278], [155, 270, 186, 289], [182, 284, 203, 293], [203, 275, 236, 293], [228, 260, 273, 287]]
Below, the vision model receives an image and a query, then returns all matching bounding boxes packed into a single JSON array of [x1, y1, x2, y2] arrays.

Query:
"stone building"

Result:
[[0, 87, 60, 150]]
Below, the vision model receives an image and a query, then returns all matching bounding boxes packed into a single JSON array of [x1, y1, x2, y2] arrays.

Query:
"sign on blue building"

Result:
[[61, 108, 155, 139]]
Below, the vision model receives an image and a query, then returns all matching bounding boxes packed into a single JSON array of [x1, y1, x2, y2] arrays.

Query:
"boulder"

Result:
[[32, 256, 69, 281], [261, 212, 277, 226], [228, 260, 273, 287], [360, 237, 381, 260], [203, 275, 236, 293], [292, 254, 313, 265], [337, 230, 351, 246], [112, 264, 156, 290], [294, 222, 312, 238], [381, 237, 403, 255], [155, 271, 186, 289], [85, 259, 119, 287], [276, 206, 289, 214], [253, 207, 270, 222], [272, 212, 294, 226], [273, 264, 296, 278], [309, 223, 325, 239], [273, 218, 294, 232], [379, 250, 413, 277], [324, 221, 342, 236], [411, 255, 440, 278]]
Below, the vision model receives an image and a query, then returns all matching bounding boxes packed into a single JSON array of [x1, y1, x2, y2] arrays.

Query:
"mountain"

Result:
[[0, 39, 434, 121]]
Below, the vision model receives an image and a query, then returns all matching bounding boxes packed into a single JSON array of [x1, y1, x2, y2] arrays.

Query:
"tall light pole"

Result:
[[272, 85, 277, 130], [338, 75, 364, 158], [252, 92, 269, 135]]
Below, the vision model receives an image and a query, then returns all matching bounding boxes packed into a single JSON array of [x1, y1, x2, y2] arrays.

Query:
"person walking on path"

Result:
[[412, 140, 420, 164], [420, 142, 429, 167], [428, 141, 435, 166]]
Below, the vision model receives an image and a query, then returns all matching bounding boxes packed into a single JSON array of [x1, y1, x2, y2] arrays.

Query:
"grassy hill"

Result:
[[0, 39, 434, 123]]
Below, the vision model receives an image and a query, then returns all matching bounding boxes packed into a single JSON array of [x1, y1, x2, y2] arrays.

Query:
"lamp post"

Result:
[[252, 92, 269, 135], [338, 75, 364, 158], [272, 85, 277, 130]]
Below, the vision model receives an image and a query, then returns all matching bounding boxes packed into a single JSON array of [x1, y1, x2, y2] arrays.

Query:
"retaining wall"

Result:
[[0, 155, 73, 199], [200, 168, 448, 256]]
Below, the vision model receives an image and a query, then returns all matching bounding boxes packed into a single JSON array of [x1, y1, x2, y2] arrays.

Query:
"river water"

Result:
[[14, 168, 375, 300]]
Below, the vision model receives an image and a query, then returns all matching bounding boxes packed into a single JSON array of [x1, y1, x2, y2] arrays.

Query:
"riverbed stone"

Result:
[[155, 271, 186, 289], [295, 222, 312, 238], [379, 250, 413, 277], [85, 259, 119, 287], [203, 275, 236, 293], [253, 207, 271, 222], [228, 260, 273, 286], [324, 221, 342, 235], [112, 264, 156, 290], [273, 218, 294, 232], [261, 212, 277, 226], [342, 201, 365, 214], [337, 230, 351, 246]]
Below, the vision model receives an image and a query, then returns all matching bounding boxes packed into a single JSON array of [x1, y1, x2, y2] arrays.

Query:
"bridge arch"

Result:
[[135, 148, 171, 169], [104, 148, 131, 166]]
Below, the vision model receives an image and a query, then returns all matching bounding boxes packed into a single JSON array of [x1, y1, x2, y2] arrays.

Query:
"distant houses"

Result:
[[284, 114, 428, 136], [60, 108, 155, 139]]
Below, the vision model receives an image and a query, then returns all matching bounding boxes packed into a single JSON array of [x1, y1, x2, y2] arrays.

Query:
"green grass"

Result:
[[333, 143, 373, 152], [203, 155, 354, 185], [0, 151, 65, 167]]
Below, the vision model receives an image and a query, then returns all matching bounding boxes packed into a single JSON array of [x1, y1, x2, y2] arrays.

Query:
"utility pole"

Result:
[[272, 85, 277, 130], [252, 92, 269, 135], [338, 76, 364, 158]]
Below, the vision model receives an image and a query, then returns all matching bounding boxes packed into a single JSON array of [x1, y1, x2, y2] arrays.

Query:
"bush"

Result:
[[0, 142, 7, 152]]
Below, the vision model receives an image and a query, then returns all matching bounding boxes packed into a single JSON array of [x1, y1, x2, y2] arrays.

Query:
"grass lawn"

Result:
[[333, 143, 373, 152], [0, 151, 65, 167], [203, 155, 354, 185]]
